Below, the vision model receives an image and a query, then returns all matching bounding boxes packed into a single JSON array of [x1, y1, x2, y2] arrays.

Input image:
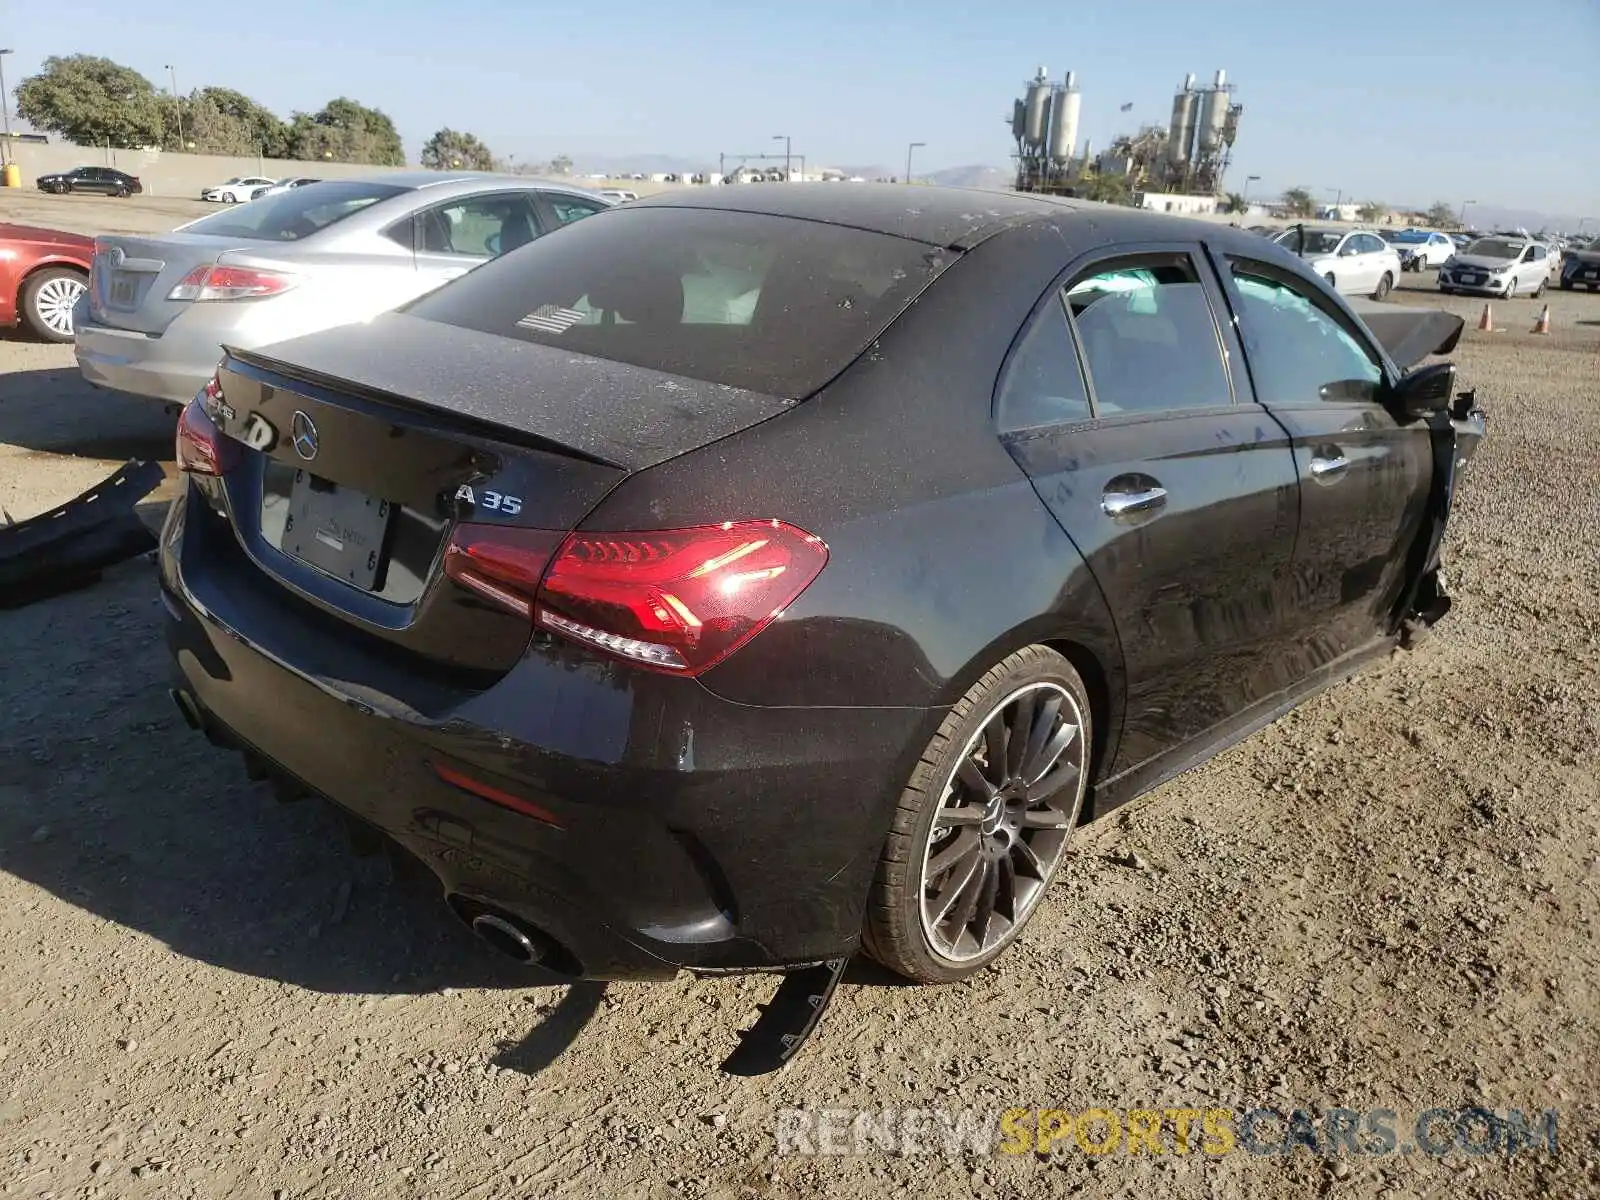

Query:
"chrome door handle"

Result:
[[1310, 454, 1350, 478], [1101, 486, 1168, 518]]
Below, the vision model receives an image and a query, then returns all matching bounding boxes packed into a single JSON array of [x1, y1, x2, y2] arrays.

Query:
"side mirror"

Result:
[[1392, 361, 1457, 418]]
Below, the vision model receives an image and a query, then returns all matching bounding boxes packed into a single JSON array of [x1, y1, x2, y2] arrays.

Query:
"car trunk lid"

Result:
[[201, 315, 796, 675]]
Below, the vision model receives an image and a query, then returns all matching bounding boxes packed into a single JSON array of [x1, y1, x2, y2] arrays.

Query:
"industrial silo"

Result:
[[1197, 69, 1231, 155], [1023, 69, 1050, 148], [1048, 71, 1081, 164], [1167, 75, 1198, 165]]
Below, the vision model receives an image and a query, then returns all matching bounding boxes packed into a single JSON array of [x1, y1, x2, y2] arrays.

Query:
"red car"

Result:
[[0, 222, 94, 343]]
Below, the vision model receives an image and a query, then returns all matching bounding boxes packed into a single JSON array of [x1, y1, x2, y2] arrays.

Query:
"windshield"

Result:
[[1463, 238, 1522, 260], [181, 180, 408, 242], [1275, 229, 1344, 256], [402, 207, 954, 398], [1389, 231, 1429, 244]]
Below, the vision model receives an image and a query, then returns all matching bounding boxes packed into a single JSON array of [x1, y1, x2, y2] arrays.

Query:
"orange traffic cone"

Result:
[[1532, 304, 1551, 334], [1477, 303, 1494, 332]]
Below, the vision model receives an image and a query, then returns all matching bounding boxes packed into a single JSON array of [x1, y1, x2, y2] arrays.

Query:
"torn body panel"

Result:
[[0, 460, 163, 608], [1396, 388, 1488, 631]]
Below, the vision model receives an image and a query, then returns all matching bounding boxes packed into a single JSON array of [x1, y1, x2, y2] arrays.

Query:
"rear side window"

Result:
[[181, 180, 409, 242], [402, 207, 954, 397], [543, 194, 608, 226], [1066, 256, 1231, 414], [996, 297, 1091, 430]]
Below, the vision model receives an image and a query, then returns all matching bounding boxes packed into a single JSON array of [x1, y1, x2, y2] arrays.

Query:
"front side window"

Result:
[[181, 179, 409, 242], [1228, 261, 1383, 405], [1065, 256, 1231, 415], [995, 296, 1091, 431]]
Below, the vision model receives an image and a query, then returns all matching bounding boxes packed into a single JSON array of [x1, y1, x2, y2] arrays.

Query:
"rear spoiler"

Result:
[[1345, 298, 1464, 371]]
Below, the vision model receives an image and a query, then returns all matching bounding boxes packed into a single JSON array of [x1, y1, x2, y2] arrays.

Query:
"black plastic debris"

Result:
[[0, 459, 164, 609]]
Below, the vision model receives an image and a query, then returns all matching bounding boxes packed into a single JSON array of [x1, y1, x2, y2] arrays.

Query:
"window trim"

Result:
[[1207, 248, 1397, 408]]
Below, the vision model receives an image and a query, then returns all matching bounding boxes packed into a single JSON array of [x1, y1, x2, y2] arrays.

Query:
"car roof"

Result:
[[624, 182, 1106, 248]]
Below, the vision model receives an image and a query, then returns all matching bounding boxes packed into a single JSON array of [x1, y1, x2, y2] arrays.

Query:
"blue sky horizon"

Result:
[[5, 0, 1596, 216]]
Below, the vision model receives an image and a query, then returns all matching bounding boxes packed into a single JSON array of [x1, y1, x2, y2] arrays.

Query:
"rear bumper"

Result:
[[74, 306, 218, 405], [159, 482, 935, 980]]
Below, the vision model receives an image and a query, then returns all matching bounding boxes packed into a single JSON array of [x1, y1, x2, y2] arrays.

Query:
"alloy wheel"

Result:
[[32, 275, 85, 338], [917, 681, 1086, 963]]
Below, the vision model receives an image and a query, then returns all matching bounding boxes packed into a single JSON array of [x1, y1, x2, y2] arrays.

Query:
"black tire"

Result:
[[862, 645, 1092, 983], [113, 185, 129, 198], [1372, 272, 1393, 301], [20, 267, 87, 343], [1560, 278, 1573, 290], [1440, 286, 1456, 295], [1533, 277, 1546, 299]]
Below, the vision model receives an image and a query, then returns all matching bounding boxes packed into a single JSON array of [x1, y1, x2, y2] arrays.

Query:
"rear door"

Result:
[[996, 246, 1301, 774], [1213, 251, 1431, 663], [411, 192, 546, 284]]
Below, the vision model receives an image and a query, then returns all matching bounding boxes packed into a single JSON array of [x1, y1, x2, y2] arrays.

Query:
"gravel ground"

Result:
[[1, 195, 1597, 1199]]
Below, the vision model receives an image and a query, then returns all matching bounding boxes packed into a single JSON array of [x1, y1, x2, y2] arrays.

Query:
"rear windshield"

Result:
[[180, 180, 408, 242], [401, 207, 955, 397]]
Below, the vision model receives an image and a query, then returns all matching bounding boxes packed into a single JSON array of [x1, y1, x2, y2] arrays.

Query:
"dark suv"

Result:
[[35, 166, 143, 197]]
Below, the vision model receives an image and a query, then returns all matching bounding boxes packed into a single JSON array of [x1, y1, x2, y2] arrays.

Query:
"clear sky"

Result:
[[4, 0, 1596, 216]]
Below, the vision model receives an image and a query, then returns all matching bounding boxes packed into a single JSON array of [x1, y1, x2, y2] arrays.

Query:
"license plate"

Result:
[[108, 273, 139, 309], [280, 469, 393, 590], [1464, 274, 1484, 285], [1585, 268, 1599, 280]]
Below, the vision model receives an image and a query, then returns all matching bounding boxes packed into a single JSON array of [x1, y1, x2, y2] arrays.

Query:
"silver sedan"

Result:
[[74, 172, 615, 407]]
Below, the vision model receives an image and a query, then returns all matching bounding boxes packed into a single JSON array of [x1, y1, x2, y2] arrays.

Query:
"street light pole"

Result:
[[1459, 199, 1476, 229], [1244, 174, 1260, 206], [773, 134, 790, 181], [905, 141, 925, 185], [165, 64, 184, 151], [0, 50, 14, 167]]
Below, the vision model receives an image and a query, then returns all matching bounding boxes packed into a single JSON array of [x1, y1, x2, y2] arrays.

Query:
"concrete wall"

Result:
[[3, 140, 413, 198]]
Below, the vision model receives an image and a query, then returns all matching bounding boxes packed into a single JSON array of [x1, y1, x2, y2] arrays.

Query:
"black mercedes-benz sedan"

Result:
[[160, 184, 1485, 1067]]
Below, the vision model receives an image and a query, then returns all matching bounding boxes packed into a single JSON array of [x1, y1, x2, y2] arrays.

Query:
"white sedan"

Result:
[[1385, 229, 1456, 271], [1273, 226, 1403, 300], [199, 176, 277, 203]]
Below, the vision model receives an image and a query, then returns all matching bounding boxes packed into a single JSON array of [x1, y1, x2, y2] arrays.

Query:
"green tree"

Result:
[[1221, 192, 1249, 214], [195, 87, 289, 156], [286, 98, 404, 165], [15, 55, 164, 148], [421, 128, 495, 171], [1079, 172, 1133, 206], [1357, 200, 1388, 223], [548, 153, 573, 175], [1426, 201, 1457, 229], [1282, 186, 1316, 218]]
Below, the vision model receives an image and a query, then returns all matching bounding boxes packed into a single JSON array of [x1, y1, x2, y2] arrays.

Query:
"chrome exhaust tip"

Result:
[[470, 912, 548, 965], [169, 688, 202, 732]]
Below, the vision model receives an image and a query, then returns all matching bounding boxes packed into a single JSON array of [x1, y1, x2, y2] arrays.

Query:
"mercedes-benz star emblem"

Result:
[[290, 411, 319, 461]]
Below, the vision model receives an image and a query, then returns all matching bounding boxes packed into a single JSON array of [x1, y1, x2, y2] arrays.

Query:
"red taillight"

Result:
[[442, 525, 566, 619], [175, 395, 240, 475], [442, 519, 828, 675], [167, 264, 297, 302]]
